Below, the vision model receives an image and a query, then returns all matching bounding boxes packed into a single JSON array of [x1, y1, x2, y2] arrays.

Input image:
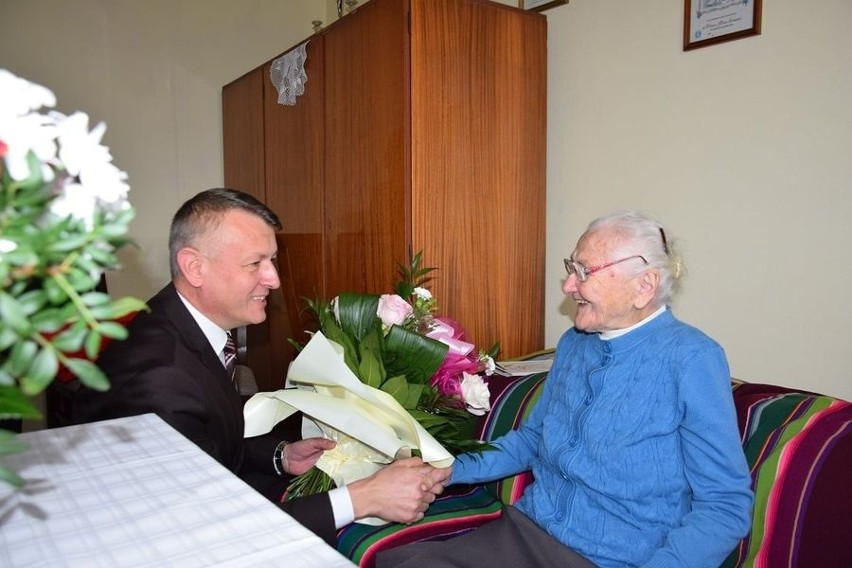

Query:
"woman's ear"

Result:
[[176, 247, 204, 288], [634, 269, 659, 310]]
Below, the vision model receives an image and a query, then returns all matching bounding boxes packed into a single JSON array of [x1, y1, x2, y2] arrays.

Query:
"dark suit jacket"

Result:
[[73, 283, 337, 545]]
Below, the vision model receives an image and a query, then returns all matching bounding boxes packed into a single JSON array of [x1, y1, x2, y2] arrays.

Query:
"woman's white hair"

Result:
[[586, 209, 684, 306]]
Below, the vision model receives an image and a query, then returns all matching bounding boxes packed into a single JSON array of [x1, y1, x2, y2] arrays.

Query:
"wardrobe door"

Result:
[[409, 0, 547, 358], [322, 0, 409, 298], [263, 36, 327, 388], [223, 67, 276, 388]]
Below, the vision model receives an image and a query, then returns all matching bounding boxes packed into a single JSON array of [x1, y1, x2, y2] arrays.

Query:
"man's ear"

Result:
[[634, 269, 659, 310], [176, 247, 204, 288]]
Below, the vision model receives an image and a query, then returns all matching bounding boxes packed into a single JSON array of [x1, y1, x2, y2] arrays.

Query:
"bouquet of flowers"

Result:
[[243, 253, 498, 499], [0, 69, 146, 486]]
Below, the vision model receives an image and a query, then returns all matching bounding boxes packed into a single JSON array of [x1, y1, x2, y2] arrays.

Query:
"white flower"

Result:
[[460, 372, 491, 416], [46, 112, 129, 227], [0, 69, 56, 117], [0, 238, 17, 253], [413, 287, 432, 300], [0, 70, 60, 181], [480, 354, 496, 376], [0, 71, 129, 228]]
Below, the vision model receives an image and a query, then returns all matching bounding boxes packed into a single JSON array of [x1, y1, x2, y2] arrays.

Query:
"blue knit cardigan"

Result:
[[451, 309, 754, 567]]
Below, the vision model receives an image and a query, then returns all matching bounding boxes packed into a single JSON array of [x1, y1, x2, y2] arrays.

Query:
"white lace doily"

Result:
[[270, 41, 309, 106]]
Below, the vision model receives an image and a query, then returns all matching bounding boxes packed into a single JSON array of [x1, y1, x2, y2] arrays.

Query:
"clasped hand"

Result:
[[284, 438, 452, 524]]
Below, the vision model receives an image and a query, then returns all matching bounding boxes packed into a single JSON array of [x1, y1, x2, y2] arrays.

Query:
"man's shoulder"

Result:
[[98, 284, 189, 364]]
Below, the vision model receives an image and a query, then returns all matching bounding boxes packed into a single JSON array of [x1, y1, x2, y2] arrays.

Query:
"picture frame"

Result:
[[519, 0, 568, 13], [684, 0, 762, 51]]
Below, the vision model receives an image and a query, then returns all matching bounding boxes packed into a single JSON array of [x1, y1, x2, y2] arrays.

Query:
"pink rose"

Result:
[[376, 294, 413, 327]]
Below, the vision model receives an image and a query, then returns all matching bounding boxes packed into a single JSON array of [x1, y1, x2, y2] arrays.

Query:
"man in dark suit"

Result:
[[74, 188, 449, 546]]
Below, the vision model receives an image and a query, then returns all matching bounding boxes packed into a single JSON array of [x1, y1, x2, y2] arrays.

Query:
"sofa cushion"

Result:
[[475, 372, 547, 504]]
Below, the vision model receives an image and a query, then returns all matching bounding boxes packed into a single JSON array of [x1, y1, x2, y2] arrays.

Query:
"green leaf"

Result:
[[80, 291, 111, 307], [335, 292, 381, 342], [66, 267, 97, 292], [50, 322, 87, 352], [0, 291, 33, 336], [318, 309, 361, 375], [44, 276, 67, 304], [2, 247, 40, 269], [15, 289, 48, 315], [394, 250, 436, 297], [64, 358, 110, 391], [358, 350, 384, 388], [111, 297, 149, 318], [84, 329, 103, 360], [380, 375, 411, 407], [30, 307, 69, 333], [21, 348, 59, 396], [0, 385, 42, 420], [403, 382, 424, 409], [383, 325, 448, 385], [8, 341, 38, 377], [84, 245, 118, 266], [96, 321, 129, 340], [48, 233, 89, 252], [0, 325, 18, 351]]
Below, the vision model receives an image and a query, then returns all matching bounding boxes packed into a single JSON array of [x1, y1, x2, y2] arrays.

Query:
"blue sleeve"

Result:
[[642, 346, 754, 568], [450, 341, 565, 485]]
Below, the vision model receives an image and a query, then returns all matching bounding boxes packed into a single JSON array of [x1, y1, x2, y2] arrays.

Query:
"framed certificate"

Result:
[[519, 0, 568, 13], [684, 0, 762, 51]]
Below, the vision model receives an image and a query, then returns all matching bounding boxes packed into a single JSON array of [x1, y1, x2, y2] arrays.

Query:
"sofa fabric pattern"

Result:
[[724, 382, 852, 568]]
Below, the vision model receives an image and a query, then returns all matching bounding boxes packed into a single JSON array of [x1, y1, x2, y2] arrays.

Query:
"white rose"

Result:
[[413, 287, 432, 300], [376, 294, 413, 327], [460, 372, 491, 416], [481, 355, 496, 376]]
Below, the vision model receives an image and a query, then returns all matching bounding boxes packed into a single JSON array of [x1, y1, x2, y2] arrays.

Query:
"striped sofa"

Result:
[[336, 372, 852, 567]]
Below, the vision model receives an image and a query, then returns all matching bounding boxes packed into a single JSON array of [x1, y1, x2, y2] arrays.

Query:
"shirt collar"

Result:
[[176, 291, 229, 356], [599, 305, 667, 340]]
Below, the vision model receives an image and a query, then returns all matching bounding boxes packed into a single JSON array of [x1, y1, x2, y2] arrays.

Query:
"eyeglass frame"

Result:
[[563, 255, 648, 282]]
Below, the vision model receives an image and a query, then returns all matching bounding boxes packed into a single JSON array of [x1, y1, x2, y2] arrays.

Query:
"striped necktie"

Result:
[[223, 332, 237, 383]]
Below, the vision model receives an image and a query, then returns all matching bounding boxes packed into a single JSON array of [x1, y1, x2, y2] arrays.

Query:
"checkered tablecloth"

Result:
[[0, 413, 353, 567]]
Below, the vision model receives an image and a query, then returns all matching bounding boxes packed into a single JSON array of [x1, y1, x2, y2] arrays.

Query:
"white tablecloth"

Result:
[[0, 413, 354, 567]]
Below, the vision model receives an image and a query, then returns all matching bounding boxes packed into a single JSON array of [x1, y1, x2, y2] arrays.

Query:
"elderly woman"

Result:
[[379, 210, 754, 568]]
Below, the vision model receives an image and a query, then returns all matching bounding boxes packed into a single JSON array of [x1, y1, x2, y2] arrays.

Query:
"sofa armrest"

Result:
[[725, 382, 852, 568]]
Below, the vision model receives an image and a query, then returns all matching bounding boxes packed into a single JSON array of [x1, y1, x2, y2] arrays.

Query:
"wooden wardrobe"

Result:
[[223, 0, 547, 392]]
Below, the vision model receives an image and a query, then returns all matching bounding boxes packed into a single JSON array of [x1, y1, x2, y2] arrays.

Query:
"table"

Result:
[[0, 413, 354, 567]]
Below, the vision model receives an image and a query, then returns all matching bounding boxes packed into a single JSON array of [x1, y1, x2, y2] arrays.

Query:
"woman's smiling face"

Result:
[[562, 228, 649, 333]]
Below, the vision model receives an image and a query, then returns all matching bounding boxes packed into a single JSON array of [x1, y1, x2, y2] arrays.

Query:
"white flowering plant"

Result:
[[283, 252, 499, 497], [0, 69, 146, 485]]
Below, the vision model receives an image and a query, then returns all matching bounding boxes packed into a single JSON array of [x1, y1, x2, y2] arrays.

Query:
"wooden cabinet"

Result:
[[223, 0, 547, 392]]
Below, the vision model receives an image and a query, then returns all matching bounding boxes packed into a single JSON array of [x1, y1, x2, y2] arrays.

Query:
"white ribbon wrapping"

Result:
[[244, 332, 454, 492]]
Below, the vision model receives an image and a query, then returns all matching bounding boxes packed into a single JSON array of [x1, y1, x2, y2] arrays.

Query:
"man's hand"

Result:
[[282, 438, 336, 475], [348, 458, 452, 524]]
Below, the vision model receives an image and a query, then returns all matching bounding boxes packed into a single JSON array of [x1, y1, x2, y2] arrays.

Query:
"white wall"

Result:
[[544, 1, 852, 400], [0, 0, 327, 299], [2, 0, 850, 400]]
